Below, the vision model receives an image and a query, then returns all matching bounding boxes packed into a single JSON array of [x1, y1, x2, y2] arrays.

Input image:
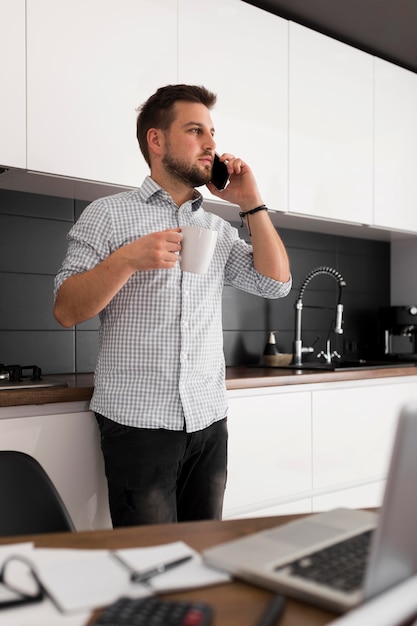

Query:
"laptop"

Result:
[[203, 401, 417, 613]]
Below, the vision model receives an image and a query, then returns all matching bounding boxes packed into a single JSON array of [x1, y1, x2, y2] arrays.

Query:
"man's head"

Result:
[[136, 84, 217, 167]]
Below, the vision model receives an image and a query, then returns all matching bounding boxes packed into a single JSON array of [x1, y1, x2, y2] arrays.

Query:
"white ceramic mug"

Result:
[[180, 226, 218, 274]]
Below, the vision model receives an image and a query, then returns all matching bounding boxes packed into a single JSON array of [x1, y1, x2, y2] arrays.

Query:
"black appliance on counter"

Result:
[[378, 306, 417, 360], [0, 364, 67, 390]]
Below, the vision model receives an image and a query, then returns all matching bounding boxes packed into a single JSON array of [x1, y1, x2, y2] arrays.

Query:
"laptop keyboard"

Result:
[[275, 530, 374, 593]]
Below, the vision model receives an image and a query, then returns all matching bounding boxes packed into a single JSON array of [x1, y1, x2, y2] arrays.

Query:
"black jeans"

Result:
[[95, 414, 228, 527]]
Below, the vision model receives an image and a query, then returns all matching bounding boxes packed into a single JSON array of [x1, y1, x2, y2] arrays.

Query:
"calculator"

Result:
[[92, 595, 213, 626]]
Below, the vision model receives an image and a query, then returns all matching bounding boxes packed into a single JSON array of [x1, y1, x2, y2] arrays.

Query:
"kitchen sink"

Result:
[[258, 359, 417, 371]]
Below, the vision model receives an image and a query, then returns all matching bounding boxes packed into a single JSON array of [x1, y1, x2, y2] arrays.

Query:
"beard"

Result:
[[162, 146, 211, 188]]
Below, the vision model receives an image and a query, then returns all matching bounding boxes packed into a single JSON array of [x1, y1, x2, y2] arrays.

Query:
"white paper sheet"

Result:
[[0, 543, 35, 604], [115, 540, 231, 592], [0, 540, 230, 621], [0, 598, 91, 626], [34, 548, 150, 613], [0, 544, 90, 625], [33, 542, 228, 613]]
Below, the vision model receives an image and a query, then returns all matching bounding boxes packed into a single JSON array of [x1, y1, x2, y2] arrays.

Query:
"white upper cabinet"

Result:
[[178, 0, 288, 213], [26, 0, 178, 187], [0, 0, 26, 169], [374, 59, 417, 232], [5, 3, 417, 236], [288, 23, 373, 225]]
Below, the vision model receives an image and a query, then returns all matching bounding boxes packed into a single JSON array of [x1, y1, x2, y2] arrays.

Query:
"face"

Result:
[[161, 102, 216, 187]]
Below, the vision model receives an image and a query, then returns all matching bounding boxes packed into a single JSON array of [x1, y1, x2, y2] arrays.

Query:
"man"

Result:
[[54, 84, 291, 527]]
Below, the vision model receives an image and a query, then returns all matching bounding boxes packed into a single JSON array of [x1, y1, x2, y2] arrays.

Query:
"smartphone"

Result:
[[210, 154, 229, 190]]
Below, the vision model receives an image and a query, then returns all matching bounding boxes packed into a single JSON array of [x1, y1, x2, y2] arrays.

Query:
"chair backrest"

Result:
[[0, 450, 75, 536]]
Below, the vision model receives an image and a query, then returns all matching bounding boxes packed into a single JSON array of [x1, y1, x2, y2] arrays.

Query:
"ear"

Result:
[[147, 128, 164, 158]]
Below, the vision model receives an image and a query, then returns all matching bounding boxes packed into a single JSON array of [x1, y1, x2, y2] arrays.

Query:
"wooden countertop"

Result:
[[1, 365, 417, 409]]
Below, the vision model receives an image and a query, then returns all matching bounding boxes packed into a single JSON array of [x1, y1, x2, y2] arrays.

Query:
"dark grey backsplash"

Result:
[[0, 189, 390, 374], [225, 226, 390, 365]]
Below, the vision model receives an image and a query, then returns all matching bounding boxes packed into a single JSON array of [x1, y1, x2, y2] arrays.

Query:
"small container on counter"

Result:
[[262, 332, 293, 367]]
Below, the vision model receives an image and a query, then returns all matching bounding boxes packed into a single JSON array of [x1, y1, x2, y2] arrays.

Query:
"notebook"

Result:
[[203, 401, 417, 613]]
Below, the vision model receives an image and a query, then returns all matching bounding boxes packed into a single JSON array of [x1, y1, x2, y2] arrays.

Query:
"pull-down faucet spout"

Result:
[[292, 266, 346, 367]]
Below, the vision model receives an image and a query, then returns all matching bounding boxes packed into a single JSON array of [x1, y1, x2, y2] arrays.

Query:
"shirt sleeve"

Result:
[[224, 234, 292, 299], [54, 200, 113, 299]]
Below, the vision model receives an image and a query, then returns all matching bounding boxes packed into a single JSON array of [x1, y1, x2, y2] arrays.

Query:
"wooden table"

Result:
[[0, 515, 338, 626]]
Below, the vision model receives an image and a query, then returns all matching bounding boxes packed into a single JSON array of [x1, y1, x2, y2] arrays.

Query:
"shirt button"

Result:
[[183, 321, 189, 328]]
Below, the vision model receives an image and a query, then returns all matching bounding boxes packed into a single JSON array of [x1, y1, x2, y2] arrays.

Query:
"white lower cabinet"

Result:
[[225, 377, 417, 519], [312, 481, 385, 513], [312, 380, 417, 492], [2, 376, 416, 529], [224, 389, 312, 519], [0, 404, 111, 531]]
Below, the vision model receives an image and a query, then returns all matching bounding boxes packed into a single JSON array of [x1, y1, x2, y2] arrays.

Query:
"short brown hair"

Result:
[[136, 84, 217, 166]]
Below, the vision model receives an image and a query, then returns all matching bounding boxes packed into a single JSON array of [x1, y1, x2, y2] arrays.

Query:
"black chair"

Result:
[[0, 450, 75, 536]]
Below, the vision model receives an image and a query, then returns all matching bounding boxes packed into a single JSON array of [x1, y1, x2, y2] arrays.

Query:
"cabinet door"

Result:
[[0, 0, 26, 168], [224, 391, 311, 518], [26, 0, 177, 187], [289, 23, 373, 225], [178, 0, 288, 213], [312, 381, 417, 492], [0, 410, 111, 530], [374, 59, 417, 232], [313, 480, 385, 513]]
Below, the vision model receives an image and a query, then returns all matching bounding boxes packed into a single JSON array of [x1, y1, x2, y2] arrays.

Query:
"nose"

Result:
[[204, 132, 216, 151]]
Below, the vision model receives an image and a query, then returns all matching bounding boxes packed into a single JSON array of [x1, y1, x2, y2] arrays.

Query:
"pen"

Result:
[[256, 594, 286, 626], [130, 554, 193, 583], [111, 553, 193, 584], [111, 554, 192, 584]]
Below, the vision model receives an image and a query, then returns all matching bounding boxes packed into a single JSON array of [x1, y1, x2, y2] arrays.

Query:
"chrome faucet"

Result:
[[292, 266, 346, 367], [317, 338, 341, 364]]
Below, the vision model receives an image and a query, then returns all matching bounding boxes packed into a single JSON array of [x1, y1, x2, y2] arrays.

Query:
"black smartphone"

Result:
[[210, 154, 229, 190]]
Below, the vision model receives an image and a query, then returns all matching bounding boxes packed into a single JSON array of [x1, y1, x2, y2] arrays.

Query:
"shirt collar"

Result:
[[140, 176, 204, 212]]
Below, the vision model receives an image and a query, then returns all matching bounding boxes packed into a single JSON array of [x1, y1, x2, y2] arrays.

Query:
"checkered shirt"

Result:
[[54, 177, 291, 432]]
